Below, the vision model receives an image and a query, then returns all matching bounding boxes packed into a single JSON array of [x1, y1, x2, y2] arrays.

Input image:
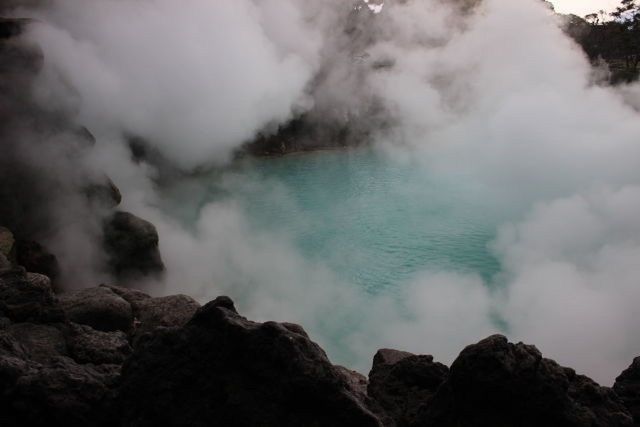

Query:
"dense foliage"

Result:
[[580, 0, 640, 83]]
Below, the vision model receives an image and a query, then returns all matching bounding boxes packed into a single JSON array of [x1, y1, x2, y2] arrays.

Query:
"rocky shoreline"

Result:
[[2, 4, 640, 427], [1, 233, 640, 426]]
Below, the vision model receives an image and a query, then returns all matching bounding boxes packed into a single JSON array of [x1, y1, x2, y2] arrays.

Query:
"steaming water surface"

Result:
[[226, 149, 505, 293]]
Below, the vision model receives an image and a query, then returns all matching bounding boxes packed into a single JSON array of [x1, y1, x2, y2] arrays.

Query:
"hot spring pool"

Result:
[[159, 147, 515, 369], [228, 149, 504, 291]]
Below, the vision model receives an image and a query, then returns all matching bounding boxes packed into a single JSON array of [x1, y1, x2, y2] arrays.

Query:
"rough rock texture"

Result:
[[132, 294, 200, 343], [417, 335, 633, 427], [615, 357, 640, 425], [0, 269, 64, 323], [0, 271, 134, 427], [368, 349, 449, 426], [3, 322, 68, 362], [100, 284, 151, 314], [94, 285, 199, 344], [1, 247, 639, 427], [118, 296, 382, 427], [15, 239, 60, 282], [65, 323, 132, 365], [103, 211, 165, 279], [0, 321, 120, 427], [58, 287, 132, 332]]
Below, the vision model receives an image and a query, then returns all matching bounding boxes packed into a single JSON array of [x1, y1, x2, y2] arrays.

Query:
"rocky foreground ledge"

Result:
[[0, 248, 639, 427]]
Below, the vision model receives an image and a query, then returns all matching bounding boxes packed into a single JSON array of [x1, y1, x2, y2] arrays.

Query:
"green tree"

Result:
[[576, 0, 640, 83]]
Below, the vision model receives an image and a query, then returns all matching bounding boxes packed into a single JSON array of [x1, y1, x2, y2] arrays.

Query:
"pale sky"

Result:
[[551, 0, 622, 17]]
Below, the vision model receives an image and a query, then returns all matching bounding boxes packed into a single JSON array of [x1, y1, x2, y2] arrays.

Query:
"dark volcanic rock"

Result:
[[103, 211, 165, 279], [118, 296, 382, 427], [368, 349, 449, 427], [0, 352, 119, 427], [0, 269, 64, 323], [417, 335, 633, 427], [615, 357, 640, 425], [58, 286, 133, 332], [96, 285, 198, 345], [65, 323, 132, 365], [84, 175, 122, 208], [100, 283, 151, 314], [132, 294, 200, 343], [15, 239, 60, 282], [3, 322, 67, 363], [0, 321, 119, 427]]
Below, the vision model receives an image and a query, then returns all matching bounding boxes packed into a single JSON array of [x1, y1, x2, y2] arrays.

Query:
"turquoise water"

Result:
[[225, 149, 504, 294]]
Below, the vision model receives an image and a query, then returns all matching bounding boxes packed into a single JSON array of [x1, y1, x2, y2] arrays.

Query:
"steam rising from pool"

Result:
[[8, 0, 640, 384]]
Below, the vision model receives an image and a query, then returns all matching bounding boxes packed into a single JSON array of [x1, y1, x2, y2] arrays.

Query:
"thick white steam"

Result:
[[12, 0, 640, 385], [25, 0, 322, 166]]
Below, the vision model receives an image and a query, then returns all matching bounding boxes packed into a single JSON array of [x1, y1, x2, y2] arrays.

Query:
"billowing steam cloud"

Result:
[[23, 0, 325, 166], [5, 0, 640, 385]]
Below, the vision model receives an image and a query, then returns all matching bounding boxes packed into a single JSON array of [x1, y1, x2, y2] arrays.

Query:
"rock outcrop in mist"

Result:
[[3, 0, 640, 416], [0, 13, 165, 288], [1, 242, 639, 427]]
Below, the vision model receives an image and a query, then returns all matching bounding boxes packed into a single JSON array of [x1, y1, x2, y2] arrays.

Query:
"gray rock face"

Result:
[[417, 335, 633, 427], [59, 287, 132, 332], [100, 284, 151, 313], [368, 349, 449, 427], [96, 285, 199, 343], [1, 278, 640, 427], [0, 270, 63, 323], [118, 296, 382, 427], [65, 323, 132, 365], [133, 294, 200, 342], [0, 354, 119, 427], [0, 321, 119, 427], [103, 211, 165, 279], [614, 357, 640, 425], [2, 323, 67, 363]]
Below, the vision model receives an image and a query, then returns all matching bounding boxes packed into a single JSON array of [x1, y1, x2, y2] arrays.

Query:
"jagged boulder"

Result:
[[103, 211, 165, 279], [58, 287, 133, 333], [118, 296, 382, 426], [99, 284, 152, 314], [2, 323, 67, 362], [614, 357, 640, 425], [417, 335, 633, 427], [0, 321, 120, 427], [95, 285, 198, 344], [132, 294, 200, 343], [15, 239, 60, 281], [65, 323, 132, 365], [368, 349, 449, 426], [0, 269, 63, 323]]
